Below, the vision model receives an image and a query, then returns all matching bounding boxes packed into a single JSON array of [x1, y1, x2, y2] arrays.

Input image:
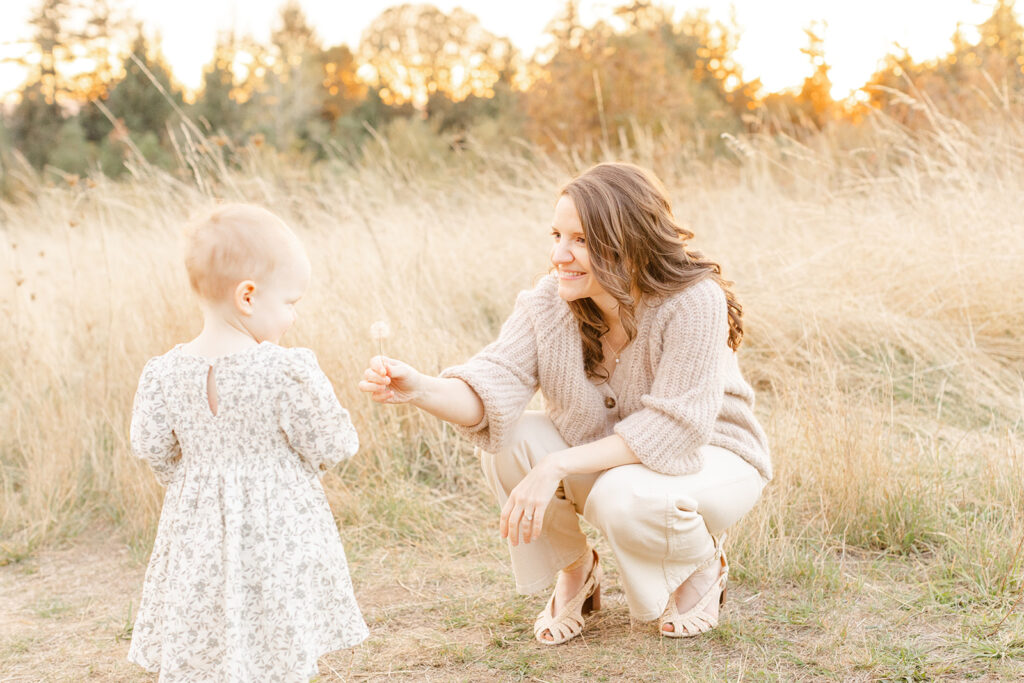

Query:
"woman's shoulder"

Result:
[[515, 272, 559, 303], [514, 273, 566, 313], [644, 277, 727, 329], [513, 273, 571, 329], [655, 277, 726, 312]]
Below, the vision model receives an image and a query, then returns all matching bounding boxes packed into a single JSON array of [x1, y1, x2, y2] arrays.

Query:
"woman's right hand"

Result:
[[358, 356, 422, 404]]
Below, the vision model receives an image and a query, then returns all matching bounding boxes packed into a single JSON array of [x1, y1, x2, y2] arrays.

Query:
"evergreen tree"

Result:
[[6, 0, 78, 168], [8, 82, 65, 168], [193, 31, 246, 135], [103, 27, 183, 141], [47, 117, 95, 174], [77, 0, 135, 143], [23, 0, 78, 104], [257, 1, 323, 148]]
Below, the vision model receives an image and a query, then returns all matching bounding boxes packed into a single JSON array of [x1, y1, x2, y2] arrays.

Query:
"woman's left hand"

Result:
[[500, 454, 566, 546]]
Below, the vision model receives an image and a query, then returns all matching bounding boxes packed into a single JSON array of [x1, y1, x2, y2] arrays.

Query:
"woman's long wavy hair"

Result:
[[560, 162, 744, 381]]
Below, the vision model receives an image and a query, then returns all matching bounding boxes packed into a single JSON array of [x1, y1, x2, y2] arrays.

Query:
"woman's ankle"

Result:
[[675, 560, 721, 602], [562, 546, 592, 574]]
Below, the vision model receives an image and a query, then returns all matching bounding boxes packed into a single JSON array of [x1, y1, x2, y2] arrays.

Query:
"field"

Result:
[[2, 109, 1023, 680]]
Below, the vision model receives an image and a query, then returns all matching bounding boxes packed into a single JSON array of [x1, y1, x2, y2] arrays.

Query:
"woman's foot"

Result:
[[534, 548, 601, 644], [660, 550, 728, 637]]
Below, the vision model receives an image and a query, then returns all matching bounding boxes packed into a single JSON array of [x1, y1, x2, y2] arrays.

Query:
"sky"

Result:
[[0, 0, 994, 102]]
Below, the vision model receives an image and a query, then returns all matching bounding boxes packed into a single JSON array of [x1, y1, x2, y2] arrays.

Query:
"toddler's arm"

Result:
[[129, 358, 182, 486], [280, 349, 359, 473]]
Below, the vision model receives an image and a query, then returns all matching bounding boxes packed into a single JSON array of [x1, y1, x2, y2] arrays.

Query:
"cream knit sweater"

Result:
[[441, 274, 772, 480]]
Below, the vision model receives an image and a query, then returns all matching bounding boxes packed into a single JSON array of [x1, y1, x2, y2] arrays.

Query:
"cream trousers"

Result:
[[480, 412, 767, 622]]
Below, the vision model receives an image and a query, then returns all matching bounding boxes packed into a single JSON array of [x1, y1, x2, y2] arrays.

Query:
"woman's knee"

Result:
[[584, 467, 682, 549], [698, 472, 766, 536], [481, 412, 565, 495], [508, 411, 563, 450]]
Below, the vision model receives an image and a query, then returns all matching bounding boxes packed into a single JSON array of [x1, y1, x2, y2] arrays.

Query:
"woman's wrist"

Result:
[[546, 436, 640, 479], [546, 449, 573, 479], [405, 370, 432, 407], [411, 375, 486, 427]]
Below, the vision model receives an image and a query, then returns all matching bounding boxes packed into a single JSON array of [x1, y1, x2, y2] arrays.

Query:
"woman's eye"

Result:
[[576, 237, 586, 244]]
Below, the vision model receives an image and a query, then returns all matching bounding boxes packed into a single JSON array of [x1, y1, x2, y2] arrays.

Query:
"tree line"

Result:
[[3, 0, 1024, 181]]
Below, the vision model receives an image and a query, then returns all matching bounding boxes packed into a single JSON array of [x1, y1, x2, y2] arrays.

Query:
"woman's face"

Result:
[[550, 195, 608, 303]]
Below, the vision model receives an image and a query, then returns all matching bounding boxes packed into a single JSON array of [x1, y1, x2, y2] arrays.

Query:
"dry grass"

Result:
[[1, 104, 1023, 679]]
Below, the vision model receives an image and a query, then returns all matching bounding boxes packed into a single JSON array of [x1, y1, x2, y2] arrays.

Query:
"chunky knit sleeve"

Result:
[[440, 289, 540, 453], [614, 279, 729, 475]]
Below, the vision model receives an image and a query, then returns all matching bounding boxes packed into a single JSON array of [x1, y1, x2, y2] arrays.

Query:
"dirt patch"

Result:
[[3, 528, 1023, 681], [0, 529, 147, 681]]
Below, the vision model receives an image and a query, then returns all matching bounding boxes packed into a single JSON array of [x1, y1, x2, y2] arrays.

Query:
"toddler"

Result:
[[127, 204, 368, 681]]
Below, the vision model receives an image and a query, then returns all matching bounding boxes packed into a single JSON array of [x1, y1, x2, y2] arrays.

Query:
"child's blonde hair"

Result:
[[184, 204, 304, 301]]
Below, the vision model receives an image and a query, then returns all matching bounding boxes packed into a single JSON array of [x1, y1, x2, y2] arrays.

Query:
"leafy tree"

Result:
[[979, 0, 1024, 60], [320, 44, 365, 128], [359, 3, 515, 108], [866, 0, 1024, 124], [525, 0, 744, 151], [761, 21, 834, 131], [425, 78, 524, 140], [799, 21, 835, 124]]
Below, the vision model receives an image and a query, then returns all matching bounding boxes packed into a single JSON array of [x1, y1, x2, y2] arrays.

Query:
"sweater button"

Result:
[[604, 396, 616, 409]]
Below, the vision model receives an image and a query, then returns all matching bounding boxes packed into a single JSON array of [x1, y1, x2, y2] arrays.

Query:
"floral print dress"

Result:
[[127, 342, 369, 682]]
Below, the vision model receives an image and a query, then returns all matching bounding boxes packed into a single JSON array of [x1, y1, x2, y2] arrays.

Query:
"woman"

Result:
[[359, 162, 771, 644]]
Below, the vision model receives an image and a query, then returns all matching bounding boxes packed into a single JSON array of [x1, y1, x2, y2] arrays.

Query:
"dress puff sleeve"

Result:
[[439, 288, 540, 454], [130, 357, 182, 486], [278, 348, 359, 474]]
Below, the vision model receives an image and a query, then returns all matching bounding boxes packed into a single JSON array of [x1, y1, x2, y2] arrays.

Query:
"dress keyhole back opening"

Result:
[[206, 365, 219, 416]]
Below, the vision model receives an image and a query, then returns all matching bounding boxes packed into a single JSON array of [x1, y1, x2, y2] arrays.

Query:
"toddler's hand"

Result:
[[358, 356, 420, 404]]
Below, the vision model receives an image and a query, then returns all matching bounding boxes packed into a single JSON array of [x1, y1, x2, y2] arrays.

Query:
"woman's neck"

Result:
[[591, 291, 620, 326], [591, 291, 628, 341]]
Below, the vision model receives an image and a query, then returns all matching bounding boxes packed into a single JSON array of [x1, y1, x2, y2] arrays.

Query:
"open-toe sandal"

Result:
[[533, 548, 602, 645], [659, 544, 728, 638]]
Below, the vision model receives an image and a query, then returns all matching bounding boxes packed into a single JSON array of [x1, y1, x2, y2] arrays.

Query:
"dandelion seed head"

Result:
[[370, 320, 391, 342]]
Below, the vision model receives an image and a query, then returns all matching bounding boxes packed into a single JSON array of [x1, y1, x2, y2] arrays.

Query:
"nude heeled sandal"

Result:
[[533, 548, 602, 645], [659, 544, 728, 638]]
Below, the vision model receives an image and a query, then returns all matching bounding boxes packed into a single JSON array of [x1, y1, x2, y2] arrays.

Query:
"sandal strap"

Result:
[[534, 550, 602, 645], [666, 610, 717, 636], [660, 546, 729, 638]]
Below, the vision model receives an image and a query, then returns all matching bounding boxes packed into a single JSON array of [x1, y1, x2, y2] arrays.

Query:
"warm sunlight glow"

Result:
[[0, 0, 999, 102]]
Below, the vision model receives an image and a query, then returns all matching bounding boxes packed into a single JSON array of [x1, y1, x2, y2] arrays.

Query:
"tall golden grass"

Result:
[[1, 104, 1022, 623]]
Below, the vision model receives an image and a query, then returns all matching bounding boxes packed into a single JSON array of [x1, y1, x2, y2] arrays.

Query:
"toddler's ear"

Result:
[[234, 280, 257, 315]]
